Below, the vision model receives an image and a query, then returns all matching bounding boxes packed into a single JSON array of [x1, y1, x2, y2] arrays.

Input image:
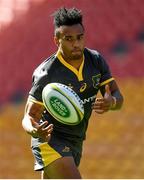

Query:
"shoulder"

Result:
[[84, 47, 105, 63], [84, 47, 106, 65], [33, 53, 56, 83], [84, 48, 111, 74], [84, 47, 100, 58]]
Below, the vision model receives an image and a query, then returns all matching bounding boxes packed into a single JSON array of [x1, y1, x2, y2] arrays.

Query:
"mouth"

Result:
[[71, 49, 82, 54]]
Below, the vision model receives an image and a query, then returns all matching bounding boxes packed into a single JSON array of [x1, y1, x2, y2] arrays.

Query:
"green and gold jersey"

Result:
[[29, 48, 114, 141]]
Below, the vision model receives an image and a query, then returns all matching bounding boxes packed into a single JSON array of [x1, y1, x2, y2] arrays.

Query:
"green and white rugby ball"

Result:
[[42, 83, 84, 125]]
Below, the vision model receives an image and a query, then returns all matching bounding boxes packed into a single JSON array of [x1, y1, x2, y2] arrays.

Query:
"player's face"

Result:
[[54, 24, 85, 60]]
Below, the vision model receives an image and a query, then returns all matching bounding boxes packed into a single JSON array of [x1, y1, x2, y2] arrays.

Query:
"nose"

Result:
[[73, 39, 80, 48]]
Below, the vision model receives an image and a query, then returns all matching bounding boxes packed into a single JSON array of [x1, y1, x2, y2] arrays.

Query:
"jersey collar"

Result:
[[56, 50, 84, 81]]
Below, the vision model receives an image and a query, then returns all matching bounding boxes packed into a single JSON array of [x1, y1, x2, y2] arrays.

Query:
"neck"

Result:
[[61, 55, 83, 70], [66, 59, 83, 70]]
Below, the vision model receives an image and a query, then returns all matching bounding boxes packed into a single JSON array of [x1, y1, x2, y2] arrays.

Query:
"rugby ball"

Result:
[[42, 83, 84, 125]]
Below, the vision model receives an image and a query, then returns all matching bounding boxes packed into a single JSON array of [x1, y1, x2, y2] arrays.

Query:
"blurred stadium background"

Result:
[[0, 0, 144, 178]]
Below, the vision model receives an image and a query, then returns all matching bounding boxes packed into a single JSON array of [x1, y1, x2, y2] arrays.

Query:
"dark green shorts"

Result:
[[31, 134, 83, 171]]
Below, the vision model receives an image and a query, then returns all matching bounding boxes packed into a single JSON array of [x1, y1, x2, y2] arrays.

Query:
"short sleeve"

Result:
[[97, 54, 114, 86], [29, 73, 49, 102]]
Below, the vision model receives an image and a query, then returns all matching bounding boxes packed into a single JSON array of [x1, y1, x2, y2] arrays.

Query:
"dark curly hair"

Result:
[[52, 7, 84, 36]]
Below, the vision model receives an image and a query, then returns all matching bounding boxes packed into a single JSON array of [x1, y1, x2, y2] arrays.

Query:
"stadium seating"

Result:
[[0, 0, 144, 104]]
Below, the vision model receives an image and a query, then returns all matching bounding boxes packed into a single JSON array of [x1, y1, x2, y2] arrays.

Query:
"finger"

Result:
[[39, 124, 53, 137], [92, 99, 104, 107], [47, 124, 53, 129], [92, 104, 101, 110], [42, 134, 51, 142], [42, 133, 52, 142], [92, 101, 110, 110], [39, 121, 48, 129], [92, 104, 109, 112], [96, 98, 104, 102], [92, 101, 105, 109], [94, 109, 105, 114], [92, 105, 102, 110], [42, 124, 53, 131], [46, 134, 51, 141], [101, 106, 110, 112], [92, 102, 103, 107], [46, 126, 53, 134]]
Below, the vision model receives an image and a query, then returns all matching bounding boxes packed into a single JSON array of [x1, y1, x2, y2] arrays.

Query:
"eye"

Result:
[[65, 36, 73, 41], [77, 35, 84, 40]]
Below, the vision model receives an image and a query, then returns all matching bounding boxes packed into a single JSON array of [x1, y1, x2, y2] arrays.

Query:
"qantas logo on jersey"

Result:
[[67, 83, 96, 104], [81, 94, 96, 104], [92, 74, 101, 89]]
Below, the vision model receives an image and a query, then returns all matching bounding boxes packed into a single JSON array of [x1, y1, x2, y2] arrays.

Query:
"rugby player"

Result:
[[22, 7, 124, 179]]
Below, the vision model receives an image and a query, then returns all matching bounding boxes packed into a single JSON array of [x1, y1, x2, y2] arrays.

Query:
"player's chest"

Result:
[[50, 64, 101, 96]]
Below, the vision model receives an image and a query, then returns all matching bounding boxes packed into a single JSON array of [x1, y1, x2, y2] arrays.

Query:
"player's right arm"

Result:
[[22, 99, 53, 141]]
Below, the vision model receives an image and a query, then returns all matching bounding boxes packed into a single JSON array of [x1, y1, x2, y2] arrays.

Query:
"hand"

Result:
[[30, 121, 53, 142], [92, 84, 114, 114]]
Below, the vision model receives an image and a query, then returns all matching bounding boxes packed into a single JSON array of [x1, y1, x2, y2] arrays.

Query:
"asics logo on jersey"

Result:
[[80, 83, 87, 92], [92, 74, 101, 89]]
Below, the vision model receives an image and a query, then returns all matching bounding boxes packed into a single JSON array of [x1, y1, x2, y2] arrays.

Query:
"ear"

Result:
[[54, 36, 60, 47]]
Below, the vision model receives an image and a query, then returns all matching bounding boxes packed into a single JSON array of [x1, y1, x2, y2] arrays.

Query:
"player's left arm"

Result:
[[92, 80, 124, 114]]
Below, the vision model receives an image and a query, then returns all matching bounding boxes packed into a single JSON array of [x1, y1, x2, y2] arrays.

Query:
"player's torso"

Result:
[[44, 49, 100, 110], [33, 48, 101, 140]]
